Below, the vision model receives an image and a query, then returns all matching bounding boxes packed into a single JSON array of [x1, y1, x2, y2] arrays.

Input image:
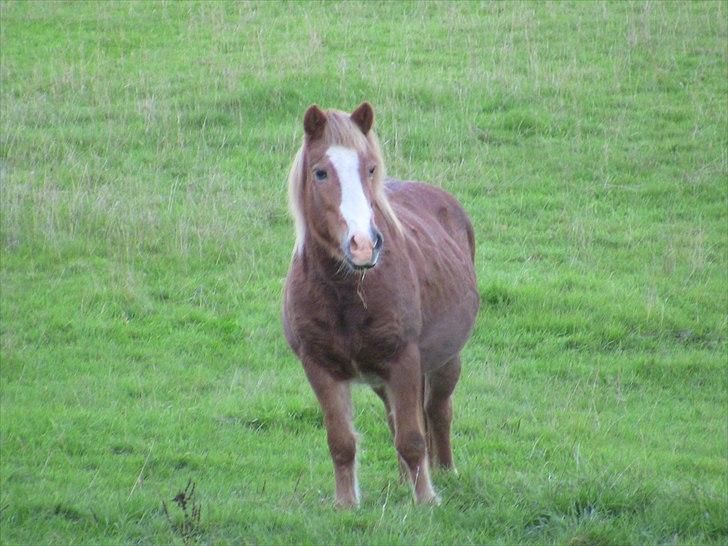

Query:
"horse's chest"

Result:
[[302, 304, 406, 380]]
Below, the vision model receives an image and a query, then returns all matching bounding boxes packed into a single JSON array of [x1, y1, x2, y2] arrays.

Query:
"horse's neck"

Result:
[[302, 239, 360, 292]]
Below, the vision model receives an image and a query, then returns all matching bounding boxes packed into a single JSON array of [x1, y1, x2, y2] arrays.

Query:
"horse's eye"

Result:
[[368, 166, 376, 177], [314, 169, 328, 182]]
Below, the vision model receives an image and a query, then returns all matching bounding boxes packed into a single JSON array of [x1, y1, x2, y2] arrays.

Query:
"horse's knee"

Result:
[[396, 430, 426, 467], [328, 431, 356, 466]]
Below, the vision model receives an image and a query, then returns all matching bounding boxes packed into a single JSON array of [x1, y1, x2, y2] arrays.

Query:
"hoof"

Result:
[[415, 490, 441, 506], [415, 493, 442, 506], [435, 463, 458, 475], [334, 496, 359, 509]]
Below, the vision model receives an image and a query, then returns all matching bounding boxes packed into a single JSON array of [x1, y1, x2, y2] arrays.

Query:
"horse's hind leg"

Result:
[[373, 386, 409, 483], [303, 361, 359, 507], [425, 354, 461, 470]]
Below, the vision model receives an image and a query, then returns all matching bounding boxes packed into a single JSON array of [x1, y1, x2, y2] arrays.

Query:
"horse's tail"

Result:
[[465, 217, 476, 264]]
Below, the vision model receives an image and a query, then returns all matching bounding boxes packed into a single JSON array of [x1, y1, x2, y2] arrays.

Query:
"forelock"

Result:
[[319, 110, 371, 154]]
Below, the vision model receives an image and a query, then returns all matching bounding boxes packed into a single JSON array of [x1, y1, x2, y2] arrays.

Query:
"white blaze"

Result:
[[326, 146, 372, 237]]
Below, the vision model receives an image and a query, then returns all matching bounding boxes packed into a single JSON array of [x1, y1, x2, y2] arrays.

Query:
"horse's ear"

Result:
[[303, 105, 327, 139], [351, 101, 374, 134]]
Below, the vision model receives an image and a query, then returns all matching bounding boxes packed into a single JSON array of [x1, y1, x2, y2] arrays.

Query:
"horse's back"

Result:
[[384, 179, 479, 371], [385, 180, 475, 263]]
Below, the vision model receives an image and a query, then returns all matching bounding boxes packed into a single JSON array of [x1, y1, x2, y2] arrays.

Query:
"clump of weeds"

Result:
[[163, 479, 203, 545]]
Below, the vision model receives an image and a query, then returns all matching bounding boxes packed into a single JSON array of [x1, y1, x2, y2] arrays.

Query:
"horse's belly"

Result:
[[418, 277, 479, 373]]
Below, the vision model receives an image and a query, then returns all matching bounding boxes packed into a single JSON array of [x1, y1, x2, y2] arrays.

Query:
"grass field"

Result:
[[1, 1, 727, 544]]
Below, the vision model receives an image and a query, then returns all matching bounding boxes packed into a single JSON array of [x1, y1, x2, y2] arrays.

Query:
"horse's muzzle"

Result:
[[345, 229, 383, 270]]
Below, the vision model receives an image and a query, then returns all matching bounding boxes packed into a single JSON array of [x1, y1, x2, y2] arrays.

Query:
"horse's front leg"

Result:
[[386, 343, 438, 504], [373, 386, 409, 484], [303, 360, 358, 507]]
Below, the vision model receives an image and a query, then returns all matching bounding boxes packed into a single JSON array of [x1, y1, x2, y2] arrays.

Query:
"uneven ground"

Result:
[[1, 1, 726, 544]]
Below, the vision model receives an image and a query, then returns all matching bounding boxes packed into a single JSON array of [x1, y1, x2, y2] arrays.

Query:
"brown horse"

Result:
[[283, 102, 479, 506]]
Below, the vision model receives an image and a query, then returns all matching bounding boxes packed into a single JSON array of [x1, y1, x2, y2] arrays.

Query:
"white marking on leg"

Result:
[[326, 146, 372, 237]]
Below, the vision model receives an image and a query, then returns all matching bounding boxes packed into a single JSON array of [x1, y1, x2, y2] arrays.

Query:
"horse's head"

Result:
[[289, 102, 398, 271]]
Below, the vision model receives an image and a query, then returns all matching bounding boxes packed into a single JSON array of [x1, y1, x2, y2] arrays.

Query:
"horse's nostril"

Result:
[[373, 231, 383, 250], [349, 235, 360, 252], [350, 232, 369, 254]]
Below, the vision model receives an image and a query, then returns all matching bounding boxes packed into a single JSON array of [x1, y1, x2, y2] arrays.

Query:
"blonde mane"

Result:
[[287, 110, 403, 255]]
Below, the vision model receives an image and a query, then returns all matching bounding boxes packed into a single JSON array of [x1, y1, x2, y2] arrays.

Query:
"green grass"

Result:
[[1, 1, 726, 544]]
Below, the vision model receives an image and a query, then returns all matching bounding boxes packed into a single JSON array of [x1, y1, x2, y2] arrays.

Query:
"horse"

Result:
[[282, 102, 479, 506]]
